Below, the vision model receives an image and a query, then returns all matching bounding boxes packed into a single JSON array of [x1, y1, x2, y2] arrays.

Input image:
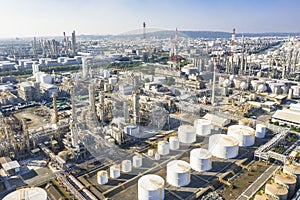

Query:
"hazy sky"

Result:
[[0, 0, 299, 38]]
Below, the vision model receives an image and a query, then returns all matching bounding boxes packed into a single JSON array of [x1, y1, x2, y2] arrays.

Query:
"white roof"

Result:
[[272, 109, 300, 124], [2, 160, 20, 171], [203, 113, 230, 127]]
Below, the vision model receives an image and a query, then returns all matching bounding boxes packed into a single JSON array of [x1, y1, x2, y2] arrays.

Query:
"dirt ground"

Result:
[[14, 107, 51, 132]]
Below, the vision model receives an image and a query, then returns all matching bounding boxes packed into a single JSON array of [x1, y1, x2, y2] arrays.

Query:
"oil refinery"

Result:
[[0, 20, 299, 200]]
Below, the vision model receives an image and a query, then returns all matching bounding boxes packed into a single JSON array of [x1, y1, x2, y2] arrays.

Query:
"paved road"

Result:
[[236, 164, 280, 200]]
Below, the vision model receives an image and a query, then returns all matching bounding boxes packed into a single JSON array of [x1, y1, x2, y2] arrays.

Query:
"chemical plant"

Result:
[[0, 24, 299, 200]]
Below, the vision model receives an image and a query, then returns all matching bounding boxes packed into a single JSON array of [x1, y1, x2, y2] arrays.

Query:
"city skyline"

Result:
[[0, 0, 300, 38]]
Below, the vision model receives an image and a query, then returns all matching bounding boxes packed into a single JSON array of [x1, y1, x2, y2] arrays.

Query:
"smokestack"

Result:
[[132, 92, 140, 125], [231, 28, 236, 57], [211, 61, 217, 105]]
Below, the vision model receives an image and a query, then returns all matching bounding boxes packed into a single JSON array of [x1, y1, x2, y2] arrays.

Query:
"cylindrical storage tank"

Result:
[[283, 164, 300, 188], [194, 119, 211, 136], [254, 194, 278, 200], [178, 125, 196, 144], [227, 125, 255, 146], [274, 172, 297, 198], [190, 148, 212, 172], [169, 137, 179, 150], [97, 170, 108, 185], [167, 160, 190, 187], [291, 86, 300, 97], [110, 165, 121, 178], [209, 134, 239, 159], [256, 124, 266, 138], [157, 141, 170, 155], [138, 174, 164, 200], [148, 149, 154, 157], [3, 187, 48, 200], [265, 183, 288, 200], [155, 153, 160, 160], [133, 155, 143, 168], [122, 160, 132, 173]]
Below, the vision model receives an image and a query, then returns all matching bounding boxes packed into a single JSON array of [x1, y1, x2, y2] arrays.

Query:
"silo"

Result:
[[227, 125, 255, 146], [194, 119, 211, 136], [178, 125, 196, 143], [283, 164, 300, 188], [209, 134, 239, 159], [133, 155, 143, 168], [274, 172, 297, 198], [256, 124, 266, 138], [97, 170, 108, 185], [190, 148, 212, 172], [157, 141, 170, 155], [167, 160, 190, 187], [169, 137, 179, 150], [3, 187, 48, 200], [138, 174, 164, 200], [110, 165, 121, 178], [265, 182, 288, 200], [122, 160, 132, 173]]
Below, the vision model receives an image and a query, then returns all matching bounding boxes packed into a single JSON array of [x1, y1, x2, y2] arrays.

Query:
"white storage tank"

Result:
[[169, 136, 179, 150], [157, 141, 170, 155], [227, 125, 255, 146], [3, 187, 48, 200], [256, 124, 266, 138], [122, 160, 132, 173], [190, 148, 212, 172], [110, 165, 121, 178], [283, 164, 300, 188], [133, 155, 143, 168], [274, 172, 297, 198], [265, 182, 288, 200], [167, 160, 190, 187], [178, 125, 196, 143], [148, 149, 154, 157], [97, 170, 108, 185], [155, 153, 160, 160], [209, 134, 239, 159], [138, 174, 164, 200], [194, 119, 211, 136]]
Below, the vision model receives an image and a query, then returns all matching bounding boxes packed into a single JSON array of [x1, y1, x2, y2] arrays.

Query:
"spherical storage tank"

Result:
[[265, 182, 288, 200], [256, 124, 266, 138], [110, 164, 121, 178], [209, 134, 239, 159], [190, 148, 212, 172], [97, 170, 108, 185], [169, 136, 179, 150], [122, 160, 132, 173], [178, 125, 196, 144], [194, 119, 211, 136], [3, 187, 48, 200], [274, 172, 297, 198], [133, 155, 143, 168], [157, 141, 170, 155], [138, 174, 164, 200], [227, 125, 255, 146], [167, 160, 190, 187]]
